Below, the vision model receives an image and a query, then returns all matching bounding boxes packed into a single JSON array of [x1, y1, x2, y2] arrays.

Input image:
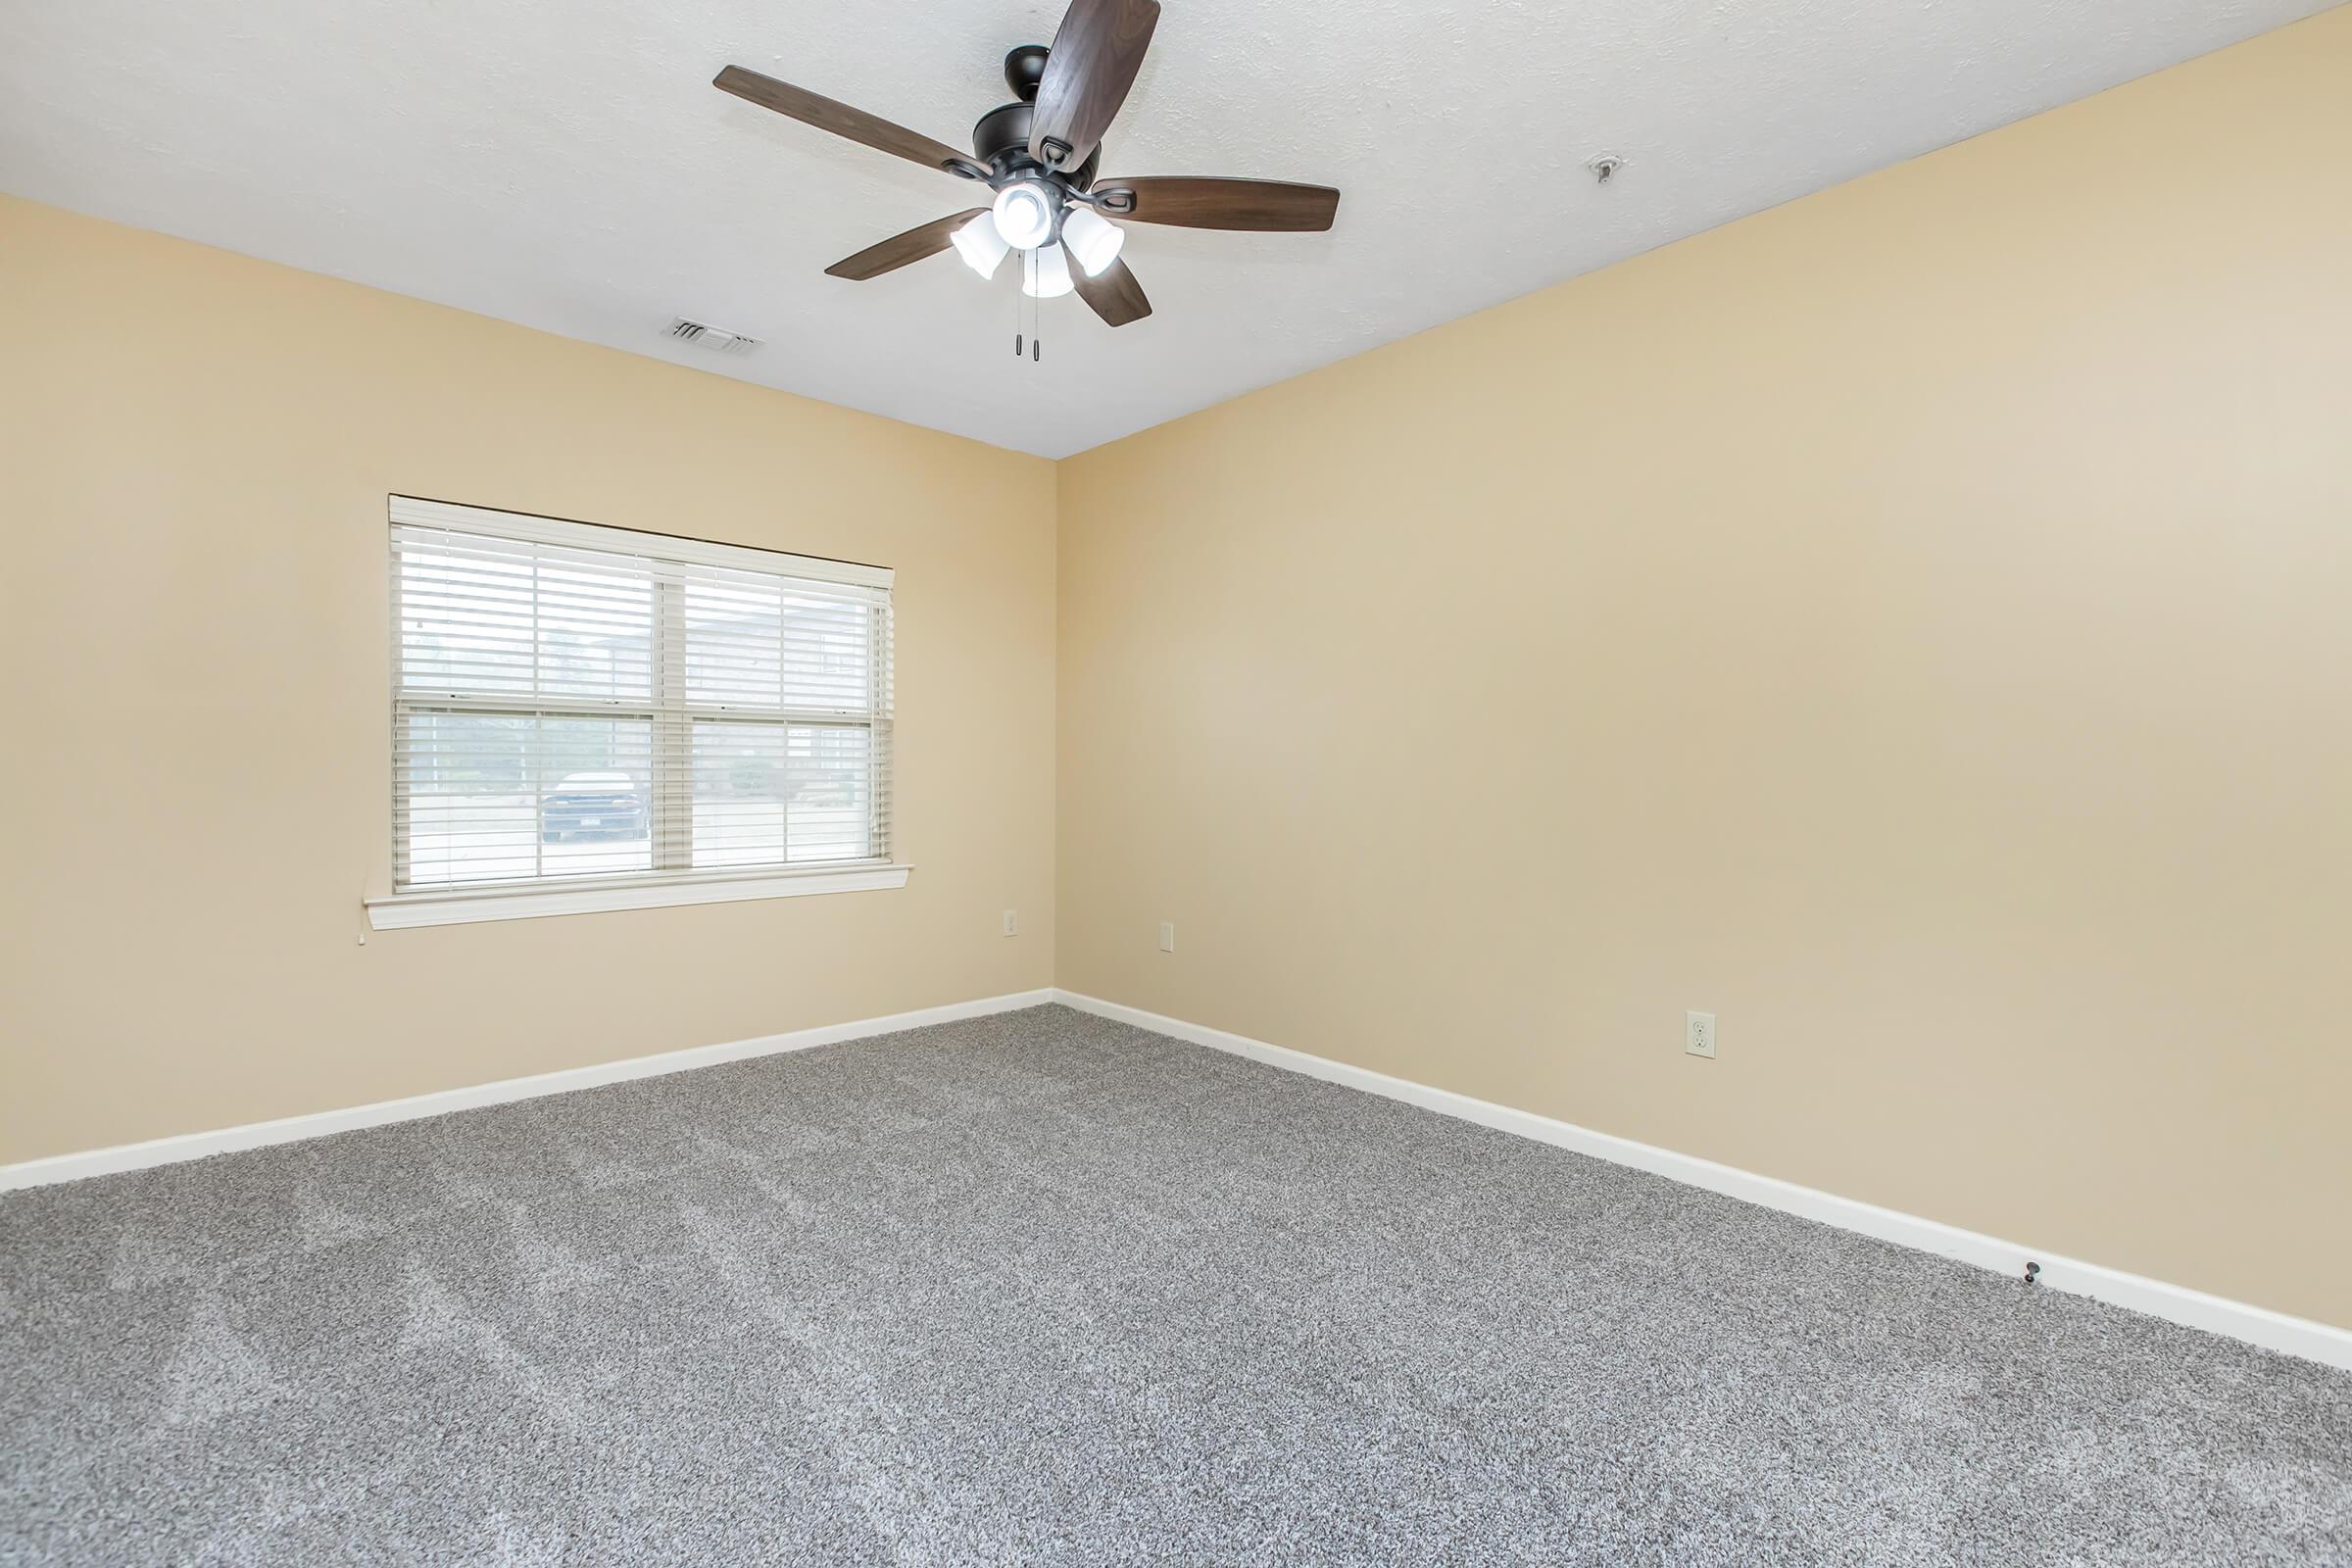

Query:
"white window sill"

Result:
[[365, 863, 910, 930]]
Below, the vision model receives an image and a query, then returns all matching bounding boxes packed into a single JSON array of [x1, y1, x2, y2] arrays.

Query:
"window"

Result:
[[371, 497, 902, 927]]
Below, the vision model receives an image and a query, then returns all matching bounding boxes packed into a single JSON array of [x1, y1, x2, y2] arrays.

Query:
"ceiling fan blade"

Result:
[[1091, 177, 1340, 232], [1028, 0, 1160, 172], [1072, 257, 1152, 327], [714, 66, 975, 177], [824, 209, 988, 280]]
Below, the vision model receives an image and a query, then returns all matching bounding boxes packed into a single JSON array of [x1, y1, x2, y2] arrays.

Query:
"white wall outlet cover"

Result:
[[1002, 909, 1018, 937], [1686, 1010, 1717, 1059], [1158, 921, 1176, 954]]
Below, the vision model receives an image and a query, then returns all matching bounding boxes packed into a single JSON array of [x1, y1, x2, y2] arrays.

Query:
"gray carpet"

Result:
[[3, 1004, 2346, 1565]]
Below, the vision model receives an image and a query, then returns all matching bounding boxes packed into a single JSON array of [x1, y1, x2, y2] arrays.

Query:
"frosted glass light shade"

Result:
[[1021, 244, 1075, 299], [1060, 206, 1125, 278], [951, 213, 1010, 278], [991, 182, 1056, 250]]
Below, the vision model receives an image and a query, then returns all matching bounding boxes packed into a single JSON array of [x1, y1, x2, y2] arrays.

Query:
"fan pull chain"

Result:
[[1007, 253, 1044, 365], [1002, 252, 1039, 367]]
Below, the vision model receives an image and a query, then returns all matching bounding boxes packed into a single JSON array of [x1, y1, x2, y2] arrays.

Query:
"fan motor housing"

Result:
[[973, 50, 1101, 188], [970, 102, 1034, 166]]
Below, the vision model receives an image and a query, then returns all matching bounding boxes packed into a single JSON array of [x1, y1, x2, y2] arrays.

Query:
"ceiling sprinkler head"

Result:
[[1588, 154, 1625, 186]]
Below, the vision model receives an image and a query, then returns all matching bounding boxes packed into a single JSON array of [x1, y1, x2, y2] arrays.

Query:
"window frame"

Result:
[[365, 496, 906, 930]]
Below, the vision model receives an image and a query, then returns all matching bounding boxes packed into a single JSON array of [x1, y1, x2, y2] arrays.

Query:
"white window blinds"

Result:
[[389, 497, 894, 893]]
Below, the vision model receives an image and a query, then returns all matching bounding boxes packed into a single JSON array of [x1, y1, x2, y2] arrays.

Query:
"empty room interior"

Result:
[[4, 0, 2350, 1561]]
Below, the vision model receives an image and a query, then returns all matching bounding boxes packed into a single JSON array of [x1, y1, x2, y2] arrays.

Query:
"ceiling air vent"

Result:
[[665, 318, 760, 356]]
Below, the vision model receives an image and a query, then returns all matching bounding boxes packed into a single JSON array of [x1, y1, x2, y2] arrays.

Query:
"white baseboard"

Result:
[[0, 989, 1056, 1193], [12, 982, 2343, 1372], [1051, 989, 2352, 1373]]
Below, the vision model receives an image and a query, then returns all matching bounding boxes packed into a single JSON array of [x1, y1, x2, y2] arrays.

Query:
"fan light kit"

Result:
[[991, 181, 1059, 250], [710, 0, 1341, 346], [1024, 244, 1076, 300], [951, 213, 1011, 279], [1060, 206, 1125, 277]]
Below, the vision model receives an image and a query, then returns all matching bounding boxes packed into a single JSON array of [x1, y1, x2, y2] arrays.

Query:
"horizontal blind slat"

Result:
[[392, 505, 892, 893]]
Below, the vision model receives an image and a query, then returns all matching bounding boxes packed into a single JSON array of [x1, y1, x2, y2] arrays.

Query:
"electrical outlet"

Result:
[[1158, 921, 1176, 954], [1686, 1010, 1717, 1059], [1002, 909, 1018, 938]]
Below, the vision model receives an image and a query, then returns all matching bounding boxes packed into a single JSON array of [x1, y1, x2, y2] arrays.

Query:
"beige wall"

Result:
[[1057, 11, 2352, 1329], [0, 195, 1056, 1164], [6, 10, 2347, 1328]]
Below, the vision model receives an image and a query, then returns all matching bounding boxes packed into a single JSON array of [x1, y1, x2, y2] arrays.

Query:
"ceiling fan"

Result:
[[711, 0, 1340, 330]]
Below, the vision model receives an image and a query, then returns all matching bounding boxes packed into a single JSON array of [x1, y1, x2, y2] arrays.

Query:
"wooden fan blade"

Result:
[[1028, 0, 1160, 172], [1072, 256, 1152, 326], [1091, 177, 1340, 232], [714, 66, 973, 177], [824, 209, 988, 280]]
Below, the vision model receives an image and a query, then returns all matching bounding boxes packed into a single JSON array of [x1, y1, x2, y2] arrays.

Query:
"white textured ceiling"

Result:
[[0, 0, 2333, 458]]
